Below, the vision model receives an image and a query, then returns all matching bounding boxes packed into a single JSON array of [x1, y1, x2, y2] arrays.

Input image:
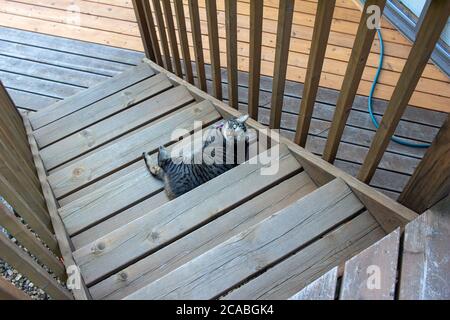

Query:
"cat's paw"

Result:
[[149, 165, 161, 177]]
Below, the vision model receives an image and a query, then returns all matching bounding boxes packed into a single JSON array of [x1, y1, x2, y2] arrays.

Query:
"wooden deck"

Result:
[[0, 26, 447, 200], [23, 58, 422, 299], [0, 0, 449, 112]]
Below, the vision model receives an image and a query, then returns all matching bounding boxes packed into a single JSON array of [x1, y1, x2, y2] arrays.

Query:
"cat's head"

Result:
[[216, 114, 250, 143]]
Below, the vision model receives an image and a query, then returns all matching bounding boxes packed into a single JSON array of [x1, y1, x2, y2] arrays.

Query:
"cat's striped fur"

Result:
[[144, 115, 251, 200]]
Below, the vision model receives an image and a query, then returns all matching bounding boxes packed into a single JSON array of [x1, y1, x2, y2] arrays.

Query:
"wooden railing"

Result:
[[0, 81, 72, 300], [133, 0, 450, 213]]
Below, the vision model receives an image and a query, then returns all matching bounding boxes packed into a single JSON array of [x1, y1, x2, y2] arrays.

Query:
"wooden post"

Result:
[[132, 0, 156, 61], [248, 0, 264, 120], [322, 0, 386, 162], [269, 0, 294, 129], [398, 116, 450, 213], [174, 0, 194, 84], [152, 0, 173, 72], [225, 0, 239, 109], [162, 0, 183, 77], [358, 0, 450, 183], [294, 0, 336, 147], [188, 0, 207, 91], [205, 0, 223, 100]]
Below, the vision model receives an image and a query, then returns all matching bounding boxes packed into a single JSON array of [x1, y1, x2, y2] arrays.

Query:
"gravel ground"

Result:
[[1, 196, 52, 300]]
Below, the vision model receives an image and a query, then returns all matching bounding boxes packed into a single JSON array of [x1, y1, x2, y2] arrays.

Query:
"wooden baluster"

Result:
[[322, 0, 386, 161], [142, 0, 163, 66], [398, 115, 450, 213], [248, 0, 264, 120], [225, 0, 239, 109], [132, 0, 156, 61], [152, 0, 173, 72], [294, 0, 336, 147], [269, 0, 294, 129], [205, 0, 223, 100], [162, 0, 183, 77], [174, 0, 194, 84], [188, 0, 207, 91], [358, 0, 450, 183]]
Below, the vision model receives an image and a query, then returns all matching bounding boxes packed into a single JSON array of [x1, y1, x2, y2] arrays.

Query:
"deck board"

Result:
[[1, 0, 448, 112]]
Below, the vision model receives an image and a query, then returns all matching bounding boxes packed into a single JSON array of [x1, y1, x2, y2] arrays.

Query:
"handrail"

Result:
[[134, 0, 449, 213]]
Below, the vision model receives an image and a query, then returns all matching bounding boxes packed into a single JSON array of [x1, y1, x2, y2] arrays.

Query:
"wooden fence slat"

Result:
[[0, 81, 27, 139], [225, 0, 239, 109], [0, 203, 65, 279], [248, 0, 264, 119], [142, 0, 163, 66], [0, 277, 31, 300], [152, 0, 173, 72], [269, 0, 295, 129], [174, 0, 194, 84], [323, 0, 387, 162], [132, 0, 155, 61], [357, 0, 450, 183], [162, 0, 183, 77], [188, 0, 207, 91], [399, 196, 450, 300], [340, 228, 400, 300], [0, 232, 72, 300], [398, 115, 450, 213], [205, 0, 223, 100], [294, 0, 336, 147], [289, 266, 338, 300]]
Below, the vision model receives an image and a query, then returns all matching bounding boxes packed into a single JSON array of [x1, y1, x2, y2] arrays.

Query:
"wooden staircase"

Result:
[[20, 59, 422, 299]]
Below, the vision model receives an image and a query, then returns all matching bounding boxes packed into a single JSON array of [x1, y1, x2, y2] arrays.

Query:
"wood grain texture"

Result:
[[225, 0, 239, 109], [124, 179, 364, 299], [399, 115, 450, 213], [91, 172, 316, 299], [142, 0, 163, 66], [340, 228, 400, 300], [294, 0, 336, 147], [188, 0, 207, 90], [205, 0, 222, 100], [0, 277, 31, 300], [399, 196, 450, 300], [74, 145, 300, 285], [152, 0, 172, 72], [174, 0, 194, 83], [223, 211, 385, 300], [289, 266, 338, 300], [132, 0, 155, 61], [162, 0, 183, 76]]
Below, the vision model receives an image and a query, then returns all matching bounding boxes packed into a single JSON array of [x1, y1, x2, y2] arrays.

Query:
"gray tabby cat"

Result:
[[143, 115, 251, 200]]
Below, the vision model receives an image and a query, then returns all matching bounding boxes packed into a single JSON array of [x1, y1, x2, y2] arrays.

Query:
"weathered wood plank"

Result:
[[41, 85, 193, 172], [162, 0, 183, 76], [322, 0, 386, 162], [399, 196, 450, 300], [340, 228, 400, 300], [0, 203, 65, 279], [269, 0, 294, 129], [225, 0, 238, 108], [142, 0, 163, 66], [188, 0, 207, 90], [289, 267, 338, 300], [247, 0, 263, 119], [399, 115, 450, 213], [74, 145, 301, 285], [152, 0, 173, 72], [7, 88, 60, 111], [124, 178, 364, 299], [294, 0, 336, 147], [358, 0, 450, 183], [58, 102, 221, 234], [28, 63, 154, 129], [223, 211, 385, 300], [33, 73, 171, 148], [132, 0, 155, 61], [205, 0, 222, 100], [91, 172, 316, 299], [0, 232, 72, 300], [0, 277, 31, 300]]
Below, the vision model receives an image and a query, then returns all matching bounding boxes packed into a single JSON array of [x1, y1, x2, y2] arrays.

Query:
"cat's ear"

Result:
[[158, 146, 170, 162], [237, 114, 249, 124]]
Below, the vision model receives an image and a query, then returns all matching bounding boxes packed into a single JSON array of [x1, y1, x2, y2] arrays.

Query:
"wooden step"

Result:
[[33, 73, 172, 148], [40, 85, 194, 171], [73, 144, 301, 286], [29, 63, 155, 129], [121, 178, 367, 299], [289, 266, 338, 300], [90, 171, 317, 300]]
